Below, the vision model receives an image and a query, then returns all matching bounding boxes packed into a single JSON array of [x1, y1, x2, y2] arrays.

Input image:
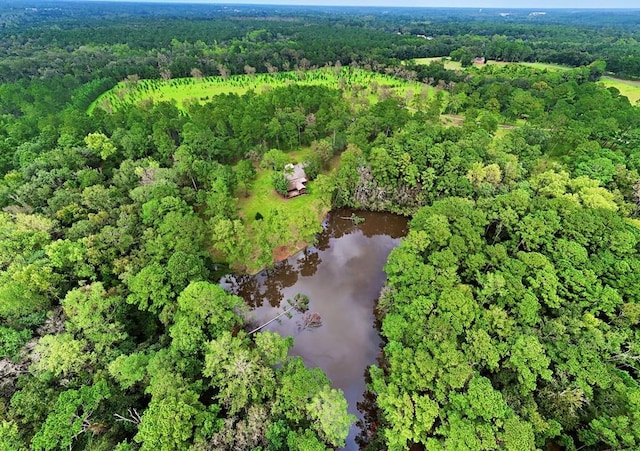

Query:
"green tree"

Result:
[[31, 381, 110, 451], [169, 282, 243, 355], [235, 159, 256, 197], [307, 386, 355, 448], [272, 172, 290, 196], [84, 132, 117, 160]]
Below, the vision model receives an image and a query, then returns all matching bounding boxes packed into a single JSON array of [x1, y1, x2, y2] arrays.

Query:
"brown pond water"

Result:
[[221, 208, 408, 450]]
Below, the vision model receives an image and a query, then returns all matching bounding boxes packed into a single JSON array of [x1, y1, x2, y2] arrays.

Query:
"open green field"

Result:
[[411, 57, 571, 72], [90, 67, 429, 113], [518, 61, 571, 71], [236, 149, 318, 225], [600, 76, 640, 104], [236, 153, 331, 273], [412, 57, 462, 70], [237, 167, 324, 229]]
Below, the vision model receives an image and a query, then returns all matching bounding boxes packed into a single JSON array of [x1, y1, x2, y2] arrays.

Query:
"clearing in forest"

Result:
[[237, 153, 324, 229], [411, 57, 571, 72], [600, 76, 640, 104], [89, 67, 428, 113]]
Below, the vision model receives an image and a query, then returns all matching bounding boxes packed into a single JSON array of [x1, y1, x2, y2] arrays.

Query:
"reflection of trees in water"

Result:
[[356, 366, 386, 451], [323, 209, 409, 243], [355, 298, 388, 451], [223, 208, 407, 307], [221, 274, 259, 308], [262, 260, 297, 307], [297, 247, 322, 278]]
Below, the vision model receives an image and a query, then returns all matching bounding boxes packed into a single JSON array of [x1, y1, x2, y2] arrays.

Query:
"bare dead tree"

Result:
[[248, 294, 314, 335], [244, 64, 256, 77], [190, 68, 203, 79], [217, 64, 229, 80], [297, 312, 322, 332], [114, 408, 143, 425]]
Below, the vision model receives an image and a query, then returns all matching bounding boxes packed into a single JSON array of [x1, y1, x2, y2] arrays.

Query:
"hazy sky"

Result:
[[84, 0, 636, 9]]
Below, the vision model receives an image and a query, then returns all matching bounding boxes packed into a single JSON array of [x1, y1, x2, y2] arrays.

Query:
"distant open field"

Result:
[[518, 62, 571, 71], [411, 57, 640, 103], [89, 67, 430, 113], [412, 57, 463, 70], [411, 57, 571, 72], [600, 76, 640, 104]]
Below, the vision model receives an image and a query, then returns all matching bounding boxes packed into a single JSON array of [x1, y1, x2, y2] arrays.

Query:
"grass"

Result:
[[412, 57, 462, 70], [90, 67, 431, 113], [600, 76, 640, 104], [236, 161, 331, 274], [236, 150, 322, 228], [518, 61, 571, 71], [237, 169, 319, 226], [410, 57, 572, 72]]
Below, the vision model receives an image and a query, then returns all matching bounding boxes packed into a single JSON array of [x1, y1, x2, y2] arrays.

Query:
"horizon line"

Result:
[[51, 0, 640, 9]]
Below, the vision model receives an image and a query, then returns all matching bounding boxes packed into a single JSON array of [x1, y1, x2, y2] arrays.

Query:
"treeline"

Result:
[[331, 64, 640, 216], [2, 2, 640, 84]]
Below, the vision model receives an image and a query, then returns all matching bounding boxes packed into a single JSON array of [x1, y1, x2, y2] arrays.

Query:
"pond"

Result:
[[222, 209, 408, 450]]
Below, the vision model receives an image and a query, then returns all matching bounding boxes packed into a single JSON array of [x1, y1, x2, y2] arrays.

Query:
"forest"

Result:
[[1, 1, 640, 450]]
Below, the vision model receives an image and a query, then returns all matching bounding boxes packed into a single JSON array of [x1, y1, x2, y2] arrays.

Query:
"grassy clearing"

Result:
[[90, 67, 429, 113], [236, 150, 318, 227], [411, 57, 572, 72], [412, 57, 462, 70], [600, 76, 640, 104], [518, 61, 571, 71], [237, 168, 323, 226], [485, 60, 571, 71], [236, 162, 330, 274]]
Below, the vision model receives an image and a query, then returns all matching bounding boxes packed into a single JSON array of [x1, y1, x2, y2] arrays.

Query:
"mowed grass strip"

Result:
[[90, 67, 429, 113], [412, 57, 462, 70], [600, 76, 640, 104], [411, 57, 572, 72]]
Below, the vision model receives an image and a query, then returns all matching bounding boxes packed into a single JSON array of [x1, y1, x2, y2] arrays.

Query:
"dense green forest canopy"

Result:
[[2, 1, 640, 83], [1, 2, 640, 450]]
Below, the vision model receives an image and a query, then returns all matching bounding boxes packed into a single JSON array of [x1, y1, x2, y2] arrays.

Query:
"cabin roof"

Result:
[[284, 163, 307, 183], [284, 163, 308, 196]]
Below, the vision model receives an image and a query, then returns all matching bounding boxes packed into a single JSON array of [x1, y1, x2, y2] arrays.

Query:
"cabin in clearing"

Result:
[[284, 163, 308, 198]]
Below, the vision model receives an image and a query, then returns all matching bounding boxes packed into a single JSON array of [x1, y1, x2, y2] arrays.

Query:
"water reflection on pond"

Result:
[[222, 209, 408, 450]]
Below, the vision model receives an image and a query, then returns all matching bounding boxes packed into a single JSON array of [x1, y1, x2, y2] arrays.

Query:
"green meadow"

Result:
[[411, 57, 571, 72], [517, 61, 571, 71], [412, 57, 462, 70], [236, 149, 324, 228], [90, 67, 429, 113], [600, 76, 640, 104]]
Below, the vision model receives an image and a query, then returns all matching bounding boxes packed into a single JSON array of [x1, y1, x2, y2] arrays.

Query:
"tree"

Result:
[[61, 283, 127, 355], [272, 172, 289, 197], [307, 386, 355, 448], [0, 421, 27, 451], [310, 139, 333, 170], [261, 149, 290, 171], [169, 281, 244, 355], [369, 186, 640, 450], [135, 388, 207, 451], [31, 381, 110, 451], [84, 132, 117, 160], [33, 333, 94, 378], [203, 332, 276, 415], [234, 159, 256, 197]]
